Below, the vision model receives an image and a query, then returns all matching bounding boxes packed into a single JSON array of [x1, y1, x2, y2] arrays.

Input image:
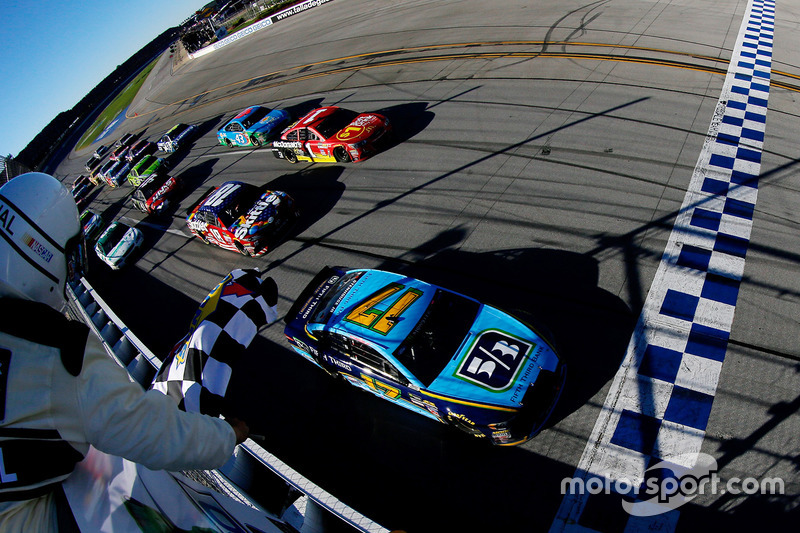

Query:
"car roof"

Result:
[[321, 269, 438, 353], [198, 181, 256, 215]]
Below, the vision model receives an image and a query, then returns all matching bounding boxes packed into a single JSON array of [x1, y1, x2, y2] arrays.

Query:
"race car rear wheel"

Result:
[[251, 135, 261, 147], [333, 146, 352, 163], [282, 149, 298, 163]]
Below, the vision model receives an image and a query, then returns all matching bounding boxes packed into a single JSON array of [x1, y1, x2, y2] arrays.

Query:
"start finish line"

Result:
[[550, 0, 775, 531]]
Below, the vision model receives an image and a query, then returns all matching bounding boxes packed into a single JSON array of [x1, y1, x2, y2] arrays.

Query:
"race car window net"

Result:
[[324, 331, 408, 385], [198, 211, 216, 225], [394, 289, 480, 387]]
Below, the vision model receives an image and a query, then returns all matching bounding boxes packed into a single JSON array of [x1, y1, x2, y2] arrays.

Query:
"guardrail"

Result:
[[66, 277, 389, 533], [189, 0, 336, 59]]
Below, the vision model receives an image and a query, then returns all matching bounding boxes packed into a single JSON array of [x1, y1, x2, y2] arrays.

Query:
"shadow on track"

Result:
[[265, 166, 346, 242], [223, 225, 633, 533], [84, 253, 202, 359], [374, 227, 634, 429], [282, 97, 325, 120], [374, 101, 435, 150]]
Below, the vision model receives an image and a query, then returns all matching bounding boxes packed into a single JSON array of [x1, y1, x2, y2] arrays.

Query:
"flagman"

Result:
[[0, 173, 249, 532]]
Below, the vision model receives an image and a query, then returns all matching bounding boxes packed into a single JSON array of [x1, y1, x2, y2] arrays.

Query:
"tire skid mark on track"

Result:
[[130, 40, 800, 124]]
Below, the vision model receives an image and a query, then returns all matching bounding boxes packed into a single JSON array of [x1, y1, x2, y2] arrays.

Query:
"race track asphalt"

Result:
[[54, 1, 800, 531]]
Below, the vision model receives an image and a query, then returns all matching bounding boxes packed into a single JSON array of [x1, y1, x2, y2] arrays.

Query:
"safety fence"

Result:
[[188, 0, 336, 58], [66, 277, 388, 533]]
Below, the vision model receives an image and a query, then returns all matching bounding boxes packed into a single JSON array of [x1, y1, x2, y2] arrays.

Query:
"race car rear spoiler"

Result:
[[283, 266, 342, 325]]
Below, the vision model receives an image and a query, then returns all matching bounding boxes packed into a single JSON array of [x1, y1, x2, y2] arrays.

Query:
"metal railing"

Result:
[[66, 277, 388, 533]]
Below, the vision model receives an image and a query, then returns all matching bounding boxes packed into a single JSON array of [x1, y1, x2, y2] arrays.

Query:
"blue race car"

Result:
[[284, 267, 566, 445], [106, 159, 132, 187], [157, 123, 198, 153], [217, 106, 291, 147]]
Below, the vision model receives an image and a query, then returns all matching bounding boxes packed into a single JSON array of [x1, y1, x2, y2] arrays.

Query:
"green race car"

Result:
[[127, 155, 169, 187]]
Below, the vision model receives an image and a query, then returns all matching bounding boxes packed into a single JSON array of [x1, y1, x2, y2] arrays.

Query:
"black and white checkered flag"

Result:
[[151, 269, 278, 417]]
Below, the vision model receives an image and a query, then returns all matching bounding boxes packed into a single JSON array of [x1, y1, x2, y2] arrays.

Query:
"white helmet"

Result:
[[0, 172, 87, 309]]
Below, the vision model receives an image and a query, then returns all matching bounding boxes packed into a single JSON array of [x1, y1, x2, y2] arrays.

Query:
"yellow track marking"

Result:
[[127, 40, 799, 121]]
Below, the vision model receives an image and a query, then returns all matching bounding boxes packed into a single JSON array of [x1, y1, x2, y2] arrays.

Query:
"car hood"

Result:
[[333, 113, 387, 142], [427, 306, 561, 408]]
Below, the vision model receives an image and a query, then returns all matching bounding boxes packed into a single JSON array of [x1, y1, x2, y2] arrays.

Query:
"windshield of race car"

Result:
[[97, 224, 128, 254], [393, 289, 480, 387], [241, 107, 270, 128], [316, 108, 359, 138], [216, 185, 263, 227], [310, 271, 364, 325], [138, 176, 162, 197]]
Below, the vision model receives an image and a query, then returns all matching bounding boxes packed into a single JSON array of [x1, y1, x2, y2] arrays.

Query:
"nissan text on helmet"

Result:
[[0, 172, 88, 310]]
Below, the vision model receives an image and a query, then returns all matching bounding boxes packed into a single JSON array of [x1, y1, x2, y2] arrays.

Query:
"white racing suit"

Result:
[[0, 298, 237, 531]]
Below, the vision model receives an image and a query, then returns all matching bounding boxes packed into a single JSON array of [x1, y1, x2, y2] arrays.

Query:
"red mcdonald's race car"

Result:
[[271, 106, 391, 164]]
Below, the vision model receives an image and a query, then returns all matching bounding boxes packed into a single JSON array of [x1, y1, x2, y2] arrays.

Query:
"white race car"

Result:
[[94, 221, 144, 270]]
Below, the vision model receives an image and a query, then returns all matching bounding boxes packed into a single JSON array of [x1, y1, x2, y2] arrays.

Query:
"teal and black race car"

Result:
[[284, 267, 566, 445], [217, 106, 291, 147]]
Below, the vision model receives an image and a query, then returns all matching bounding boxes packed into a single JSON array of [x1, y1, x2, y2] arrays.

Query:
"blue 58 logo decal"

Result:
[[456, 331, 533, 391]]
